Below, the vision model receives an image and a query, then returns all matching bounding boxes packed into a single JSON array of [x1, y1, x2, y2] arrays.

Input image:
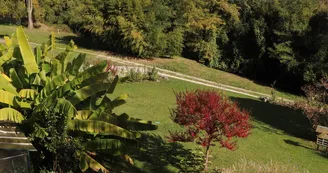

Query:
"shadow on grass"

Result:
[[230, 97, 315, 141], [315, 150, 328, 159], [56, 35, 106, 51], [134, 134, 199, 173], [283, 139, 315, 150], [103, 133, 199, 173]]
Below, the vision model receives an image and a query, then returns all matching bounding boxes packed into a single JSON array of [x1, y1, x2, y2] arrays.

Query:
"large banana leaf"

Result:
[[41, 62, 51, 74], [67, 53, 86, 76], [107, 75, 119, 94], [0, 90, 31, 109], [88, 97, 112, 120], [0, 73, 18, 95], [83, 138, 126, 151], [48, 61, 109, 100], [15, 67, 29, 87], [38, 70, 47, 84], [33, 124, 49, 138], [67, 83, 116, 105], [13, 97, 31, 109], [19, 89, 37, 100], [65, 75, 118, 107], [80, 72, 109, 88], [16, 27, 39, 75], [117, 113, 158, 131], [111, 94, 128, 109], [53, 98, 77, 118], [67, 120, 137, 139], [31, 73, 44, 86], [9, 68, 23, 89], [35, 46, 42, 65], [76, 151, 109, 173], [55, 51, 75, 73], [0, 47, 13, 66], [38, 82, 73, 107], [51, 59, 62, 76], [70, 61, 107, 86], [62, 52, 76, 73], [95, 112, 120, 125], [0, 108, 24, 123], [0, 90, 16, 106], [38, 72, 68, 99], [76, 110, 93, 120], [4, 36, 12, 47]]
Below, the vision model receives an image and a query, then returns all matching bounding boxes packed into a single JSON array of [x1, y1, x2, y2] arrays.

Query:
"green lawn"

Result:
[[0, 25, 301, 101], [0, 25, 325, 172], [112, 79, 327, 173], [130, 57, 302, 101]]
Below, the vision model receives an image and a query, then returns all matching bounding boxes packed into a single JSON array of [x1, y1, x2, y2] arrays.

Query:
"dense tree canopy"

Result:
[[0, 0, 327, 93]]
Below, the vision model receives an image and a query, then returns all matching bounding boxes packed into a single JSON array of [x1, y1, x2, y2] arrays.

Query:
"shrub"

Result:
[[120, 68, 145, 83], [147, 67, 159, 81], [178, 147, 205, 173], [120, 66, 159, 83], [168, 90, 251, 172]]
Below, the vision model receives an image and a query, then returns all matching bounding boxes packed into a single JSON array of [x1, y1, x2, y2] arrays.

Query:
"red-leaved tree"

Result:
[[168, 90, 251, 172]]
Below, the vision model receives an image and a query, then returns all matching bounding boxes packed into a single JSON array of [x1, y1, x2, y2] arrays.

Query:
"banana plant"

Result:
[[0, 27, 157, 172]]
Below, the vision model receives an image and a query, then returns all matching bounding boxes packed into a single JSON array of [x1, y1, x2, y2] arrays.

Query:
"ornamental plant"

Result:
[[168, 90, 251, 172], [0, 27, 157, 172]]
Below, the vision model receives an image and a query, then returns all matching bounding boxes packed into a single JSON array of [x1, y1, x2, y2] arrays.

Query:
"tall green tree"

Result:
[[34, 0, 328, 93]]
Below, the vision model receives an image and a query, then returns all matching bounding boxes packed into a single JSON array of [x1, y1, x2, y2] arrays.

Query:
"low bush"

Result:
[[120, 66, 160, 83]]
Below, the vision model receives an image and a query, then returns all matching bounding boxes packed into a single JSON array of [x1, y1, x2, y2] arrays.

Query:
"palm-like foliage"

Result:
[[0, 27, 157, 172]]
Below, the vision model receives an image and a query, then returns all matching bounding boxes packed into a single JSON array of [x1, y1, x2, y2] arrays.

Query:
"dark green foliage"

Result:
[[218, 0, 326, 92], [0, 0, 25, 24], [0, 28, 157, 173], [4, 0, 325, 92]]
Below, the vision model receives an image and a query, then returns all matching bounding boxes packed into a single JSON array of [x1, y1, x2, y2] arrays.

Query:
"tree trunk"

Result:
[[204, 146, 210, 172], [27, 0, 33, 30]]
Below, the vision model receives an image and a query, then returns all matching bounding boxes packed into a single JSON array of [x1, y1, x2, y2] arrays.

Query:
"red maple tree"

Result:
[[168, 90, 251, 171]]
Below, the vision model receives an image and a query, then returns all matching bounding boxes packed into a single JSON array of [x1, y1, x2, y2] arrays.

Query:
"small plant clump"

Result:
[[120, 66, 160, 83], [168, 90, 251, 172]]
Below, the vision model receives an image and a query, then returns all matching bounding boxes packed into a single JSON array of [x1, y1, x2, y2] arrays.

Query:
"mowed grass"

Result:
[[0, 25, 74, 47], [0, 25, 301, 101], [130, 57, 301, 101], [113, 79, 328, 173], [0, 25, 325, 172]]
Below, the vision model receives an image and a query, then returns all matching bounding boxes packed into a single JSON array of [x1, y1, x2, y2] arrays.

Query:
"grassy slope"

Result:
[[130, 57, 301, 101], [0, 25, 321, 172], [0, 25, 301, 101], [113, 79, 328, 173]]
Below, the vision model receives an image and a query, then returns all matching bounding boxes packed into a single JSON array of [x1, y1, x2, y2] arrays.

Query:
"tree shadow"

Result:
[[230, 97, 315, 141], [115, 133, 200, 173], [283, 139, 315, 150], [315, 150, 328, 159], [56, 35, 105, 51]]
